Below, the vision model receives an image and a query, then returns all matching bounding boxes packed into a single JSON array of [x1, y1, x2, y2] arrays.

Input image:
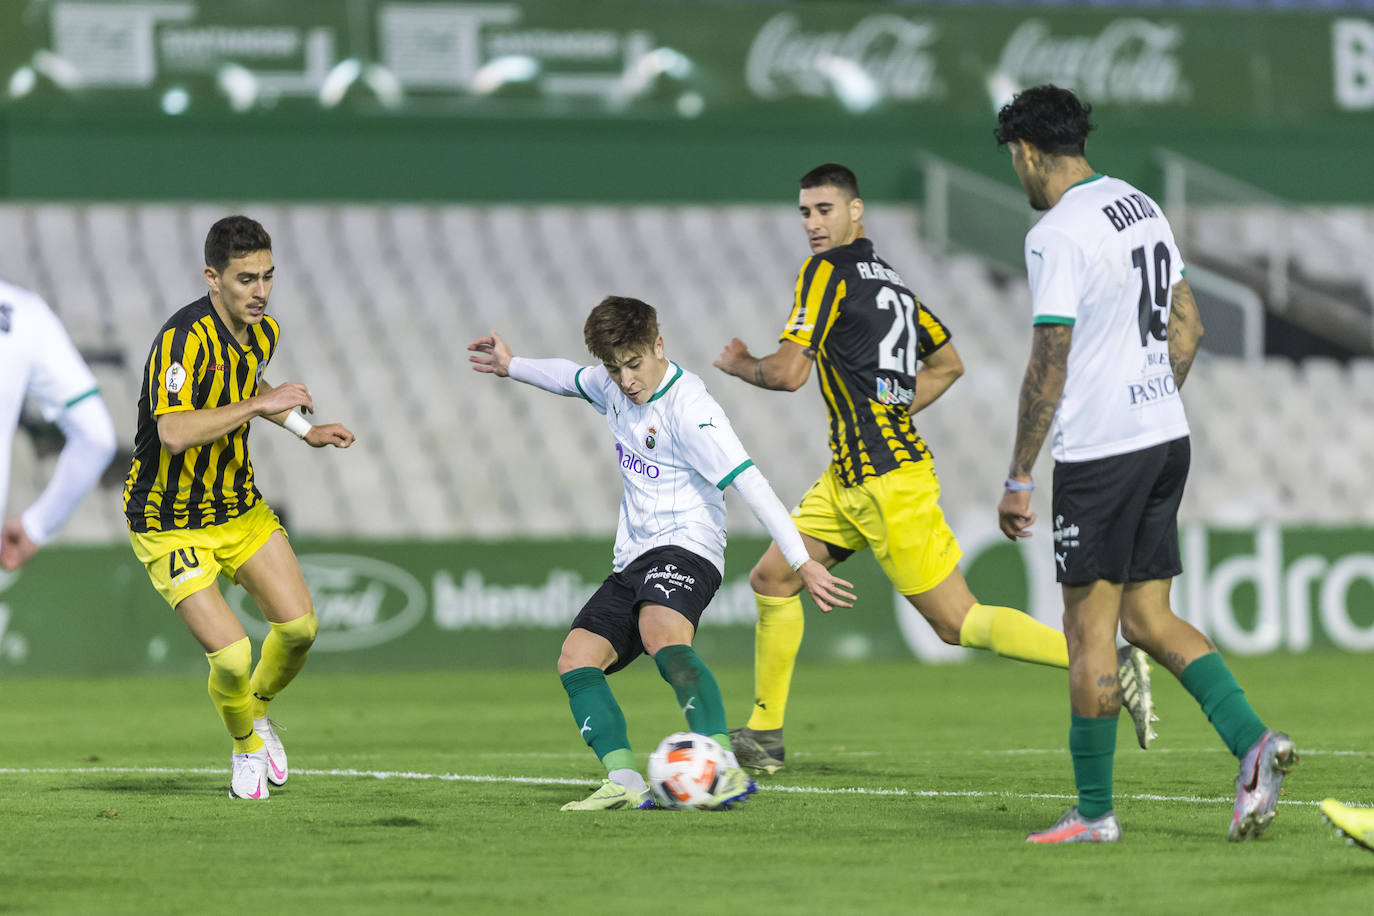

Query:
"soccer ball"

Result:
[[648, 732, 727, 810]]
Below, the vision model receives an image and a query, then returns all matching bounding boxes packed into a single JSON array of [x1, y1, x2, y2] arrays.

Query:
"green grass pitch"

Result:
[[2, 653, 1372, 914]]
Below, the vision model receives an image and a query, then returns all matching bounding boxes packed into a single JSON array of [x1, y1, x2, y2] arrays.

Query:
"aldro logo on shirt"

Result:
[[615, 442, 660, 479]]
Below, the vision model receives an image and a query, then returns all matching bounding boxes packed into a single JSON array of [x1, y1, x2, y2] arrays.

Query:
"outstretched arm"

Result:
[[714, 338, 814, 392], [1167, 277, 1204, 389], [469, 331, 588, 398], [998, 324, 1072, 541], [731, 465, 856, 613]]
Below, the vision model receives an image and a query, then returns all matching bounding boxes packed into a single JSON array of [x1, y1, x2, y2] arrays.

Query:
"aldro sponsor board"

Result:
[[0, 2, 1365, 121], [0, 524, 1372, 676]]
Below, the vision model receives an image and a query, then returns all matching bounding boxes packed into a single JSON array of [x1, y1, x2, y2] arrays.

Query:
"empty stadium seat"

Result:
[[2, 201, 1370, 543]]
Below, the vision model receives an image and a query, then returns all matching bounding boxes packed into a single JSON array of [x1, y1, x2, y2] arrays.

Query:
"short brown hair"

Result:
[[584, 296, 659, 364], [204, 215, 272, 272]]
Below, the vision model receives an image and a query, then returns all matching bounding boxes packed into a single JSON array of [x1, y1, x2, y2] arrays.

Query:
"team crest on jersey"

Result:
[[645, 427, 656, 450], [164, 361, 187, 394], [255, 361, 268, 383]]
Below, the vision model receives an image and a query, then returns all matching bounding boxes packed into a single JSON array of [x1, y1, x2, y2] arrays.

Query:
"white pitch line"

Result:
[[0, 765, 1359, 807], [982, 748, 1370, 757]]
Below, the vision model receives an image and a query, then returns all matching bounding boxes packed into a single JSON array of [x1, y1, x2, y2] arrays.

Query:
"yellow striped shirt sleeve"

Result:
[[916, 300, 950, 359], [151, 327, 204, 416], [780, 257, 845, 351]]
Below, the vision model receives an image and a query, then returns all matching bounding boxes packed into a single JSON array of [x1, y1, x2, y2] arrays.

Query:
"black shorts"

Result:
[[1051, 436, 1190, 586], [570, 545, 722, 675]]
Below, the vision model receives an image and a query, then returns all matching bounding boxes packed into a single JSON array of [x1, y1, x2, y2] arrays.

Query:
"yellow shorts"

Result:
[[792, 461, 962, 595], [127, 501, 285, 610]]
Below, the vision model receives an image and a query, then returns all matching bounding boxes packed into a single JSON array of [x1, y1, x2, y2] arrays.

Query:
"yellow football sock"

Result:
[[959, 603, 1069, 669], [250, 612, 319, 718], [745, 592, 805, 731], [207, 637, 263, 753]]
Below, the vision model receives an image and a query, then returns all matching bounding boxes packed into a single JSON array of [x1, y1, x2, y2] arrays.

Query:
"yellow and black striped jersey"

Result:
[[781, 237, 950, 487], [123, 297, 279, 532]]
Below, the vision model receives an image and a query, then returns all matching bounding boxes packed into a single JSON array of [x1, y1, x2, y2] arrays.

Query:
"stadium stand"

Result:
[[3, 202, 1370, 541]]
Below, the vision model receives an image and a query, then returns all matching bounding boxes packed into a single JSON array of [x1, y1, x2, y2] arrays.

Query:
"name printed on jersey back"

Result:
[[856, 261, 908, 286], [1101, 192, 1161, 233]]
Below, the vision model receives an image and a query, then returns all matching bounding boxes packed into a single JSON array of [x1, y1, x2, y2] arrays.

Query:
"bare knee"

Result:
[[1118, 613, 1148, 647], [907, 574, 975, 645], [557, 633, 611, 676], [749, 557, 799, 597], [907, 596, 967, 645], [1119, 601, 1174, 648], [1060, 607, 1103, 651], [557, 649, 605, 677]]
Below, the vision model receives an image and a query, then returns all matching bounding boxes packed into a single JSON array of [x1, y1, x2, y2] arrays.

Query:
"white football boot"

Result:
[[254, 717, 289, 786], [229, 747, 270, 800]]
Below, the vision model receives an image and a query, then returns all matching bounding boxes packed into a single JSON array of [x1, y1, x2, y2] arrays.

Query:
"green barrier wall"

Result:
[[1, 2, 1371, 202], [1, 524, 1370, 678]]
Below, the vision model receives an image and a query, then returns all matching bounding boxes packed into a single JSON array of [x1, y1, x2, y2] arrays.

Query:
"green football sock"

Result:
[[1178, 652, 1268, 758], [654, 644, 729, 745], [560, 667, 633, 771], [1070, 714, 1118, 820]]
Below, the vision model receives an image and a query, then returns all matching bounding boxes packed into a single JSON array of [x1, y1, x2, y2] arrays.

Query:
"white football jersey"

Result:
[[573, 362, 753, 574], [0, 278, 99, 518], [1025, 174, 1191, 462]]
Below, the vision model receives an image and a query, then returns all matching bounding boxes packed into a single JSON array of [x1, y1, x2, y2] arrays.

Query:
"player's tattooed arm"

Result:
[[1008, 324, 1072, 478], [715, 338, 813, 391], [1167, 278, 1204, 390]]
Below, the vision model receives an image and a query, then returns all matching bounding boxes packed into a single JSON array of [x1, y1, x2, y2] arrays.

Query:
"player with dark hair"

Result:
[[714, 163, 1156, 774], [124, 215, 356, 800], [469, 296, 854, 810], [1, 277, 117, 571], [994, 85, 1294, 843]]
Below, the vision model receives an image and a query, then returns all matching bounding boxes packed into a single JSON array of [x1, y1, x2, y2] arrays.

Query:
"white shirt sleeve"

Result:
[[1162, 219, 1187, 287], [1026, 225, 1087, 326], [20, 390, 117, 546], [673, 393, 754, 491], [24, 296, 100, 421], [730, 465, 810, 570], [507, 357, 609, 415]]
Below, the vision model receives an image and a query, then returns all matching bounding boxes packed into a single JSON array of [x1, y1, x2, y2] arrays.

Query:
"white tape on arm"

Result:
[[284, 411, 312, 439]]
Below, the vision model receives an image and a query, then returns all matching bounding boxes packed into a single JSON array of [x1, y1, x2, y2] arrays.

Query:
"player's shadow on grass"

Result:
[[56, 777, 220, 795]]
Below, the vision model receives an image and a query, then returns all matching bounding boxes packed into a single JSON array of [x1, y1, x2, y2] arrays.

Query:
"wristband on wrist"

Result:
[[1003, 477, 1034, 492], [284, 411, 312, 439]]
